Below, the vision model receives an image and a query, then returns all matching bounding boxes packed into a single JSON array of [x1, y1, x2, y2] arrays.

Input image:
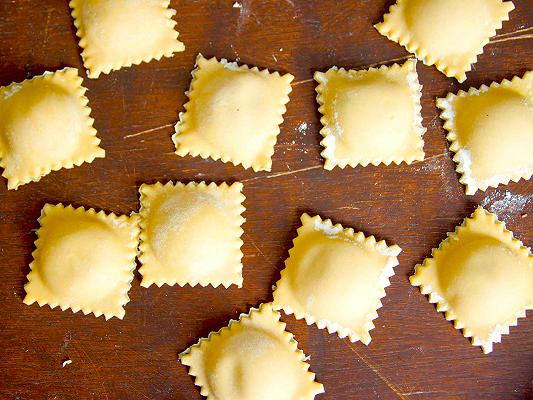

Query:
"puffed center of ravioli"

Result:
[[437, 237, 531, 336], [147, 192, 235, 277], [39, 219, 125, 301], [205, 328, 304, 400], [191, 70, 275, 165], [454, 88, 533, 181], [1, 82, 83, 169], [289, 233, 388, 330], [332, 76, 415, 159], [80, 0, 175, 61], [404, 0, 490, 57]]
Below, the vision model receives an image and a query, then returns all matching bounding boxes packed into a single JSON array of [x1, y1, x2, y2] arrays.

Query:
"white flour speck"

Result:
[[420, 159, 441, 172], [314, 219, 342, 235], [480, 190, 531, 222], [221, 58, 240, 71], [296, 122, 309, 135], [232, 1, 242, 8], [2, 84, 22, 100], [417, 153, 458, 200]]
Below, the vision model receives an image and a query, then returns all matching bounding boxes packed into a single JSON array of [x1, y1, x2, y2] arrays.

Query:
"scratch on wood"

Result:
[[121, 93, 127, 114], [242, 165, 322, 183], [292, 55, 411, 87], [338, 206, 360, 210], [411, 152, 448, 165], [244, 233, 275, 268], [143, 78, 156, 109], [123, 383, 150, 400], [236, 0, 262, 32], [78, 346, 110, 400], [292, 78, 314, 87], [363, 55, 411, 68], [43, 9, 52, 47], [123, 123, 174, 139], [489, 34, 533, 44], [426, 114, 440, 128], [493, 26, 533, 39], [402, 391, 434, 396], [344, 340, 408, 400]]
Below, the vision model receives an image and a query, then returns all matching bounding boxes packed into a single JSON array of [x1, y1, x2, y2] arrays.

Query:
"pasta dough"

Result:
[[273, 214, 401, 344], [411, 207, 533, 353], [314, 60, 425, 170], [138, 181, 245, 288], [437, 72, 533, 195], [375, 0, 515, 82], [173, 54, 294, 172], [23, 204, 140, 320], [0, 68, 104, 190], [70, 0, 185, 78], [180, 303, 324, 400]]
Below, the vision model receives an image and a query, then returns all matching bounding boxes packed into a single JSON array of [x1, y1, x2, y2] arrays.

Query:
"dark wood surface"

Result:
[[1, 1, 532, 399]]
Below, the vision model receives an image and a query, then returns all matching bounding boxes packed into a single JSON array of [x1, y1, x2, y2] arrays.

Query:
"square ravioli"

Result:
[[273, 214, 401, 344], [70, 0, 185, 78], [314, 59, 425, 170], [0, 68, 104, 190], [411, 207, 532, 353], [173, 54, 294, 172], [23, 204, 140, 320], [437, 72, 533, 195], [180, 303, 324, 400], [375, 0, 514, 82], [138, 181, 245, 288]]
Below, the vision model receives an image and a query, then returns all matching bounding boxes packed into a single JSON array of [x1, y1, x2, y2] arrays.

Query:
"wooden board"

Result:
[[1, 1, 532, 399]]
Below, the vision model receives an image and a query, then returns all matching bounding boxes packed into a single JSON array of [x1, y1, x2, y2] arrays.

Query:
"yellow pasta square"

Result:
[[23, 204, 140, 320], [180, 303, 324, 400], [314, 59, 425, 170], [375, 0, 514, 82], [138, 181, 245, 288], [70, 0, 185, 79], [411, 207, 532, 353], [173, 54, 294, 172], [0, 68, 104, 190], [273, 214, 401, 344], [437, 72, 533, 195]]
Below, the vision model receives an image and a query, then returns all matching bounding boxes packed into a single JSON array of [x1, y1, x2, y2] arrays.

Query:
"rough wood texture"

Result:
[[1, 1, 532, 399]]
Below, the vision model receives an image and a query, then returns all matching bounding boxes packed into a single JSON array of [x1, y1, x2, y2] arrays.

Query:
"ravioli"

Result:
[[273, 214, 401, 344], [375, 0, 515, 82], [180, 303, 324, 400], [70, 0, 185, 78], [437, 72, 533, 195], [138, 181, 245, 288], [0, 68, 104, 190], [411, 207, 533, 353], [314, 60, 425, 170], [23, 203, 139, 320], [173, 54, 294, 172]]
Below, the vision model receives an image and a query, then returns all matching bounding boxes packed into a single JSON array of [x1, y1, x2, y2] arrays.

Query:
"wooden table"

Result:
[[1, 1, 532, 399]]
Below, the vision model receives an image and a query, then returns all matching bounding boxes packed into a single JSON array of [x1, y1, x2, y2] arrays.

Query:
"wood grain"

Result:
[[0, 1, 532, 399]]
